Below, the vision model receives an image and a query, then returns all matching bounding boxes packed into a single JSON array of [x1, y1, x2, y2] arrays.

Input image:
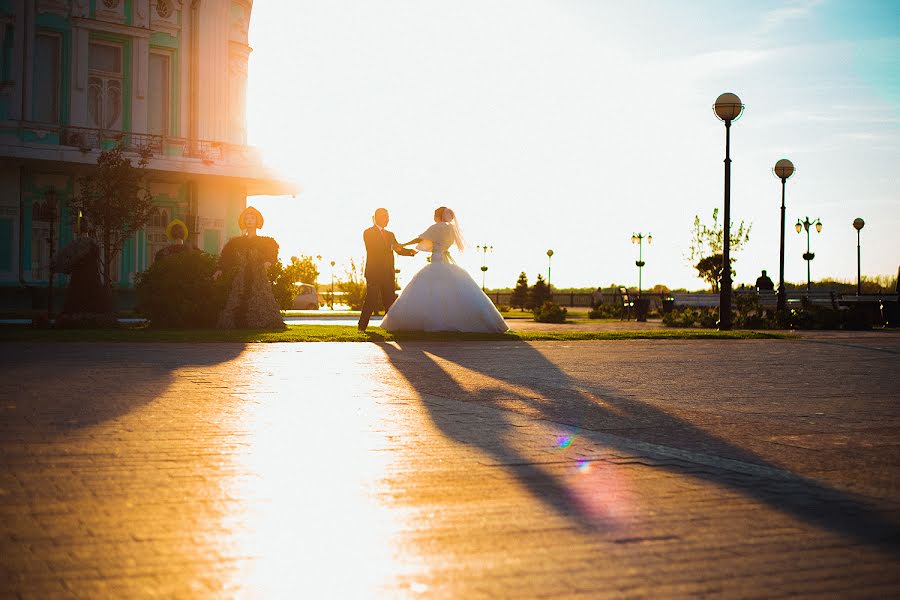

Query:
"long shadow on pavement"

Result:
[[379, 341, 900, 553], [0, 342, 246, 438]]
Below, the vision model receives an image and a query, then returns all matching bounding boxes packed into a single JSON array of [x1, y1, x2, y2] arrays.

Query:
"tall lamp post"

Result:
[[45, 186, 57, 320], [630, 232, 652, 297], [546, 249, 554, 290], [853, 218, 865, 296], [795, 217, 822, 292], [477, 244, 493, 292], [329, 259, 336, 310], [713, 92, 744, 330], [773, 159, 795, 311]]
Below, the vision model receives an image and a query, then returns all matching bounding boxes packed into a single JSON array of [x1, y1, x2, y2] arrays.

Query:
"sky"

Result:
[[245, 0, 899, 290]]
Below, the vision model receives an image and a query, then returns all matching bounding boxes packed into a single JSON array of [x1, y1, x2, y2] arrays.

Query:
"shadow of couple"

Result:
[[376, 339, 900, 553]]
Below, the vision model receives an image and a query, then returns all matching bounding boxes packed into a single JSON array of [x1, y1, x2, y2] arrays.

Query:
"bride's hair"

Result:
[[433, 206, 465, 251]]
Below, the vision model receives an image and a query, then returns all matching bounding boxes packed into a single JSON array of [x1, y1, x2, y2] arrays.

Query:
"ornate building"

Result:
[[0, 0, 289, 308]]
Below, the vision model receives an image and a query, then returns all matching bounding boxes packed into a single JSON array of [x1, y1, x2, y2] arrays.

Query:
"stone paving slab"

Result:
[[1, 336, 899, 598]]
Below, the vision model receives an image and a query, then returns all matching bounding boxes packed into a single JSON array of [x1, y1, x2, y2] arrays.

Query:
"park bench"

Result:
[[671, 293, 719, 308], [785, 290, 839, 309]]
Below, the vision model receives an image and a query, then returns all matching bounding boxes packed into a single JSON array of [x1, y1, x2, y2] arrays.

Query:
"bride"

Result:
[[380, 207, 509, 333]]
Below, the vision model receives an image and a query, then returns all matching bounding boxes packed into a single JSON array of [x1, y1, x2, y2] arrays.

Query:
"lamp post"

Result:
[[773, 158, 795, 311], [330, 259, 336, 310], [630, 232, 652, 297], [477, 244, 493, 292], [546, 249, 554, 290], [713, 92, 744, 330], [853, 218, 865, 296], [795, 217, 822, 292], [45, 186, 57, 320]]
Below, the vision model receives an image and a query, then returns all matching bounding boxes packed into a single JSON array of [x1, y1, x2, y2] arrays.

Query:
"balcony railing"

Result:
[[6, 122, 259, 165]]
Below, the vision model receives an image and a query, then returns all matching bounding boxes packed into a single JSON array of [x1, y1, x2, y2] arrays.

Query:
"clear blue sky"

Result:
[[247, 0, 899, 290]]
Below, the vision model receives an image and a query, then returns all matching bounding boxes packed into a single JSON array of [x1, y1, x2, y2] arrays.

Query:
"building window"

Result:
[[30, 200, 55, 281], [33, 32, 61, 123], [88, 41, 123, 131], [147, 208, 169, 265], [148, 52, 170, 135], [1, 23, 14, 84]]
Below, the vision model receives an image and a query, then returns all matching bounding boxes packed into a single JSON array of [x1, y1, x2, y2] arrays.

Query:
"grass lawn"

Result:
[[0, 324, 790, 343]]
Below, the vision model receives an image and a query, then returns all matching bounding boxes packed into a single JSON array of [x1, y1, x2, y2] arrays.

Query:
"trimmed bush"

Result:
[[135, 250, 225, 327], [533, 301, 567, 323]]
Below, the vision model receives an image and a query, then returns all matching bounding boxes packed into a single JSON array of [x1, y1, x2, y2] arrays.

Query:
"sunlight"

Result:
[[216, 345, 420, 596], [247, 1, 900, 290]]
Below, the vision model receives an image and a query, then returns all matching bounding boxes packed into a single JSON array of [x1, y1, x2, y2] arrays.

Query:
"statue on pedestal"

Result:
[[50, 216, 114, 326], [216, 206, 284, 329]]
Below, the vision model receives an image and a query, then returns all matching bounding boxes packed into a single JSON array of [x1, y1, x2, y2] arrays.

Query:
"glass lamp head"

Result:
[[795, 221, 803, 234], [815, 221, 822, 233], [774, 158, 794, 180], [714, 92, 744, 121], [853, 218, 865, 231], [647, 234, 653, 245]]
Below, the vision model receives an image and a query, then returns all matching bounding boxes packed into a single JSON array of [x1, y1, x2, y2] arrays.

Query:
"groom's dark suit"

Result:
[[358, 225, 415, 331]]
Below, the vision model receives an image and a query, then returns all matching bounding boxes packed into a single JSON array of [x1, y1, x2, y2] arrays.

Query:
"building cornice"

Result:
[[72, 17, 153, 39]]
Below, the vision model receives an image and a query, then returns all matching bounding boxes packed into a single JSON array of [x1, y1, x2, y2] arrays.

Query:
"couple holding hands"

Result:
[[358, 206, 508, 334]]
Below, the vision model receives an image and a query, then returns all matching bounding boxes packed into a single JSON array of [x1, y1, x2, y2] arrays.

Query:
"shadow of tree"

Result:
[[379, 341, 900, 552]]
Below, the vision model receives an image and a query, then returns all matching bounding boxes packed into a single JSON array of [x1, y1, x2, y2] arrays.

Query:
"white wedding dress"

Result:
[[380, 222, 509, 333]]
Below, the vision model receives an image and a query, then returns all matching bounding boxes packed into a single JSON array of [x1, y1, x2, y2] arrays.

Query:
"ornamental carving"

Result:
[[156, 0, 173, 18], [103, 0, 120, 8]]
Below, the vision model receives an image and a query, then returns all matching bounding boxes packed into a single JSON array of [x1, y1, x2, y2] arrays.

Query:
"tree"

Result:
[[529, 274, 550, 308], [269, 255, 322, 310], [70, 144, 153, 289], [687, 208, 752, 292], [339, 258, 367, 311], [510, 272, 529, 310]]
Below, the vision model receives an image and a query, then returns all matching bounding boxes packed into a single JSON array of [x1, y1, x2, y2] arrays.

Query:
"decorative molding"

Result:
[[72, 17, 153, 39], [150, 0, 181, 36], [36, 0, 69, 16]]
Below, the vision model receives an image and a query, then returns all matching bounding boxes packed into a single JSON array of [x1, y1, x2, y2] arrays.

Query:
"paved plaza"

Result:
[[1, 334, 899, 598]]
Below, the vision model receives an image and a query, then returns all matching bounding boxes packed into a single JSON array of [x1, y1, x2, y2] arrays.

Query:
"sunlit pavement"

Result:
[[1, 336, 899, 598]]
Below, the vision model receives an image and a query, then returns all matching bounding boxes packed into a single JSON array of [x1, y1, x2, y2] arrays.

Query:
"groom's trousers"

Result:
[[358, 275, 397, 330]]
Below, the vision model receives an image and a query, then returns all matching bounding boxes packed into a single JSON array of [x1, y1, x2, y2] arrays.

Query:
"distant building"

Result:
[[0, 0, 290, 308]]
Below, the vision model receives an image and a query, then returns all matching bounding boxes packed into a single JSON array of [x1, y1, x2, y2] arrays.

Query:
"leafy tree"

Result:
[[529, 274, 551, 308], [70, 145, 153, 289], [268, 255, 322, 310], [339, 258, 367, 311], [510, 272, 529, 310], [687, 208, 752, 292]]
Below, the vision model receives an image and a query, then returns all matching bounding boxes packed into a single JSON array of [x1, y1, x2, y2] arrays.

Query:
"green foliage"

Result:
[[70, 144, 153, 288], [339, 258, 367, 310], [135, 250, 225, 328], [661, 306, 720, 328], [533, 301, 567, 323], [687, 208, 752, 291], [587, 303, 619, 319], [510, 272, 530, 310], [269, 255, 320, 310], [529, 274, 551, 308]]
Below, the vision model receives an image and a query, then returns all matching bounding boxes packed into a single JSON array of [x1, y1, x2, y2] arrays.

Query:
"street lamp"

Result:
[[631, 232, 652, 297], [45, 186, 57, 320], [795, 216, 822, 292], [546, 249, 554, 290], [853, 218, 865, 296], [773, 158, 795, 311], [330, 259, 336, 310], [477, 244, 493, 292], [713, 91, 744, 330]]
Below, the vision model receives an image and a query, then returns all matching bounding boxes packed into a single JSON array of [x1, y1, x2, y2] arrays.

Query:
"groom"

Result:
[[358, 208, 416, 331]]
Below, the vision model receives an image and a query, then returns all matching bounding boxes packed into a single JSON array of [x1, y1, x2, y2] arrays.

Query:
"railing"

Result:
[[8, 122, 259, 164]]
